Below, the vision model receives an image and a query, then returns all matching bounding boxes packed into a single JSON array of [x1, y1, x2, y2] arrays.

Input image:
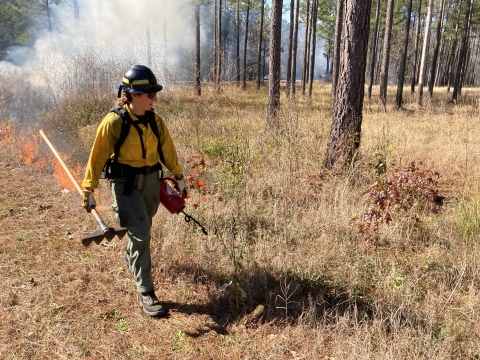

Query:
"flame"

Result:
[[19, 133, 39, 165], [50, 152, 83, 191], [0, 124, 84, 191]]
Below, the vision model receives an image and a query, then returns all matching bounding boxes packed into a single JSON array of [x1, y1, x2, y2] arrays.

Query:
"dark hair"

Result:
[[115, 91, 133, 106]]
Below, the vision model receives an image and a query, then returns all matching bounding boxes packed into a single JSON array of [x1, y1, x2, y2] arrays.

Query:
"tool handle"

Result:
[[39, 130, 109, 228]]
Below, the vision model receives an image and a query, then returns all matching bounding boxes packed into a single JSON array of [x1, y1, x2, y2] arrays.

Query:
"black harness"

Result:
[[101, 106, 166, 196]]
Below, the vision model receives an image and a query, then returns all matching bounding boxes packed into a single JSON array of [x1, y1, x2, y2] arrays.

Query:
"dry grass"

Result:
[[2, 81, 480, 359]]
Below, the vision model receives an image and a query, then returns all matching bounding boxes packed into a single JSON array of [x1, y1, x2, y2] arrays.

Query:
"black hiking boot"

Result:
[[139, 291, 167, 317]]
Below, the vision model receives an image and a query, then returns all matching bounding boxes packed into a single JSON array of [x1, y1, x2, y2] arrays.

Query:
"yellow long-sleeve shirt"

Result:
[[82, 105, 183, 189]]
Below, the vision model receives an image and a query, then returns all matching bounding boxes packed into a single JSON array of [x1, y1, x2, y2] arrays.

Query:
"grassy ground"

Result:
[[1, 82, 480, 359]]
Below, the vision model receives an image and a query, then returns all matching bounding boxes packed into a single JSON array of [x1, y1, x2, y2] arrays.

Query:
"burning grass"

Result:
[[2, 82, 480, 358]]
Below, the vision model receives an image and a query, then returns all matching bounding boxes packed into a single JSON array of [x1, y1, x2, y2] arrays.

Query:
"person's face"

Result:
[[131, 92, 158, 111]]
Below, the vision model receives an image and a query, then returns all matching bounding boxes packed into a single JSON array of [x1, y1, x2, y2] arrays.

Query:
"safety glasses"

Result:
[[147, 92, 157, 99]]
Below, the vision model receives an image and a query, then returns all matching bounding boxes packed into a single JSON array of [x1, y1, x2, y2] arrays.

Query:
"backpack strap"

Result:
[[145, 109, 166, 165], [109, 107, 132, 163]]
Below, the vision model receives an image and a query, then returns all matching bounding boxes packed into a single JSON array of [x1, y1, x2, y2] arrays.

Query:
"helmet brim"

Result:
[[115, 84, 163, 94]]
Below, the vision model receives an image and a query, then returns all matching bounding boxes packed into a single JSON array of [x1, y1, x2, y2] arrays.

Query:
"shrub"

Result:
[[352, 162, 441, 249]]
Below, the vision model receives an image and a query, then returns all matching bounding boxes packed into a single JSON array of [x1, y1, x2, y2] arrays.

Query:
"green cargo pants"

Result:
[[111, 170, 160, 293]]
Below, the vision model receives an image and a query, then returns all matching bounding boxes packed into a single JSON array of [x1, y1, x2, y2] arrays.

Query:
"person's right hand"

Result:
[[81, 189, 96, 213]]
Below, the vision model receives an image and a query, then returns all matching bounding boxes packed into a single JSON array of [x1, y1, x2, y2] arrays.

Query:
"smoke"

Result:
[[1, 0, 193, 82]]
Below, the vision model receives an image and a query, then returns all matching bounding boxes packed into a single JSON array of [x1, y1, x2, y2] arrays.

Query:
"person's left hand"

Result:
[[174, 175, 188, 197]]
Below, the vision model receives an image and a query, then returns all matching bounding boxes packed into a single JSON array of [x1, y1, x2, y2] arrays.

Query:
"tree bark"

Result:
[[236, 0, 241, 85], [242, 2, 250, 90], [289, 0, 300, 97], [410, 0, 422, 93], [332, 0, 345, 96], [428, 0, 446, 97], [453, 0, 473, 102], [416, 0, 434, 105], [256, 0, 266, 91], [395, 0, 413, 108], [447, 0, 463, 91], [286, 0, 295, 96], [308, 0, 318, 97], [325, 0, 372, 168], [367, 0, 380, 100], [217, 0, 223, 92], [301, 0, 311, 95], [267, 0, 284, 124], [194, 4, 201, 96], [214, 0, 218, 83], [379, 0, 394, 108]]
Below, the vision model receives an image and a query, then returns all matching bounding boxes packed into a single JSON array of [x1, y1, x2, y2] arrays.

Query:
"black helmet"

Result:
[[116, 65, 163, 97]]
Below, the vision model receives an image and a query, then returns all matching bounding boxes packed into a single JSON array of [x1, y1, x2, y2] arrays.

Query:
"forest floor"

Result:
[[3, 84, 480, 359]]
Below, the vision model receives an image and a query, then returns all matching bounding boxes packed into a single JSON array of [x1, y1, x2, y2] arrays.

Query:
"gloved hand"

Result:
[[81, 189, 96, 213], [174, 175, 188, 197]]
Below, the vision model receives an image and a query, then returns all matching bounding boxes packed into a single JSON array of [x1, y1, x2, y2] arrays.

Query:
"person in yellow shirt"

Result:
[[81, 65, 186, 317]]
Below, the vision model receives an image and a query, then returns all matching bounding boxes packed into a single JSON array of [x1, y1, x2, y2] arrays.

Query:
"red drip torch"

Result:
[[159, 177, 208, 235]]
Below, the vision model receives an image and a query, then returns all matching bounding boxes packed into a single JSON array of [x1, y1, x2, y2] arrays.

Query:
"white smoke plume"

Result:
[[1, 0, 195, 85]]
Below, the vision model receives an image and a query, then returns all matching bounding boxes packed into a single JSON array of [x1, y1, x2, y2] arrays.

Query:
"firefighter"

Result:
[[81, 65, 186, 317]]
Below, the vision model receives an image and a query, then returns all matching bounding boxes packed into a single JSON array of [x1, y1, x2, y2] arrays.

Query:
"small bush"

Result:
[[352, 162, 441, 248]]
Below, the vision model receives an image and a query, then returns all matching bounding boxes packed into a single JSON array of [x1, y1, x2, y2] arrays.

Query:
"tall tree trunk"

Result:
[[453, 0, 473, 101], [332, 0, 344, 95], [301, 0, 311, 95], [375, 29, 384, 83], [242, 2, 250, 90], [303, 12, 312, 95], [395, 0, 413, 108], [416, 0, 434, 105], [367, 0, 380, 100], [326, 51, 330, 76], [286, 0, 295, 96], [379, 0, 394, 108], [447, 0, 463, 91], [263, 35, 267, 79], [217, 0, 223, 92], [468, 36, 480, 84], [452, 0, 473, 98], [410, 0, 422, 93], [289, 0, 300, 97], [236, 1, 241, 85], [214, 0, 218, 83], [267, 0, 284, 124], [194, 5, 201, 96], [325, 0, 372, 168], [308, 0, 318, 97], [46, 0, 52, 32], [428, 0, 446, 97], [256, 0, 266, 91]]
